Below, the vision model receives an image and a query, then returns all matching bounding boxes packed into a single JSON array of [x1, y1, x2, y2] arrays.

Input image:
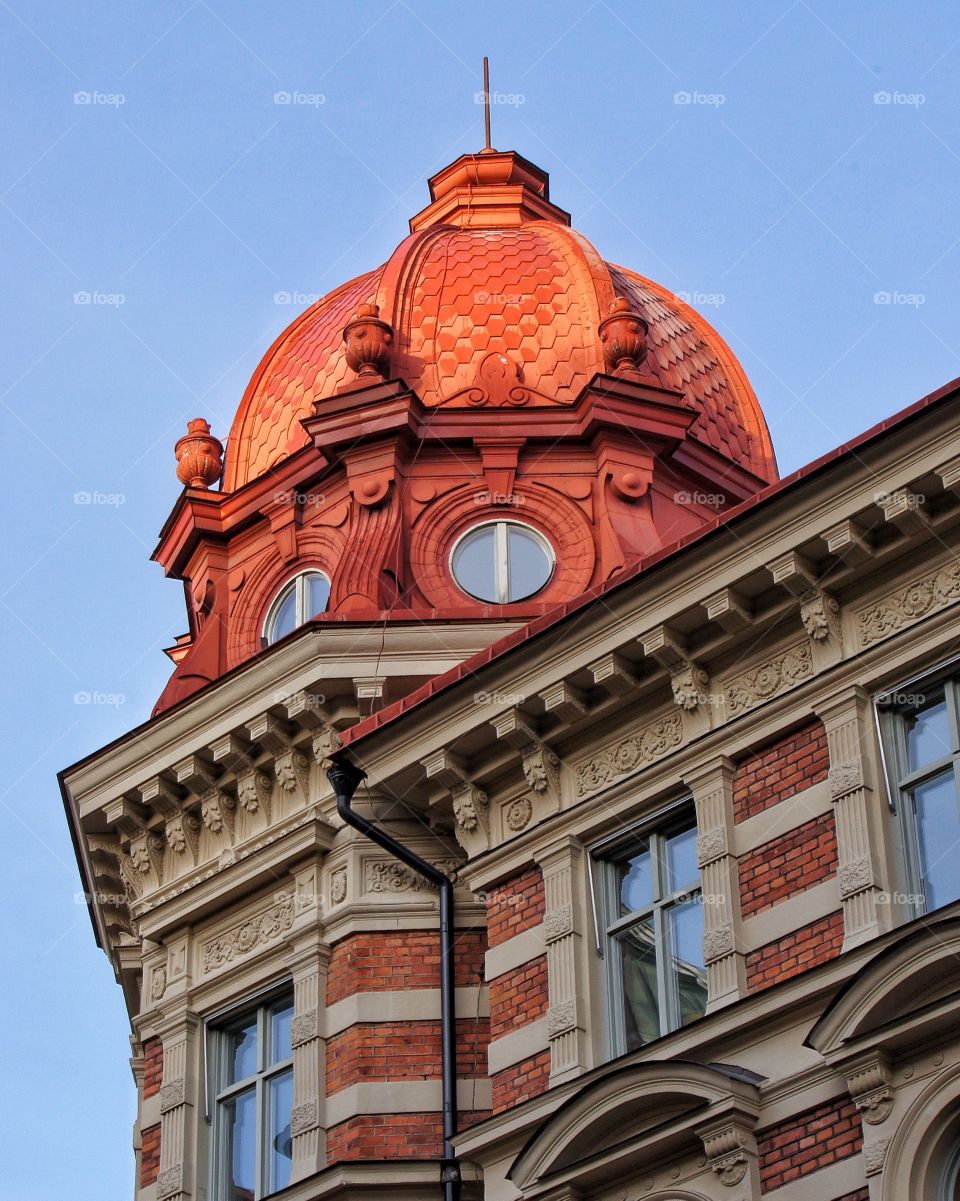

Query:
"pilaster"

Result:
[[685, 756, 747, 1010], [815, 685, 890, 950], [154, 1009, 201, 1201]]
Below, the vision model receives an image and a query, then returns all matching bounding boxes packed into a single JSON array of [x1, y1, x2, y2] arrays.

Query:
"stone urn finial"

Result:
[[599, 296, 649, 378], [343, 303, 393, 382], [175, 418, 223, 488]]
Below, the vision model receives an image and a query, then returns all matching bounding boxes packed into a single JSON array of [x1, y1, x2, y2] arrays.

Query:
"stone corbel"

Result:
[[766, 551, 841, 661], [877, 487, 930, 535], [766, 549, 819, 597], [129, 830, 166, 885], [311, 723, 342, 765], [586, 651, 640, 697], [704, 587, 752, 633], [539, 680, 589, 727], [493, 709, 562, 810], [697, 1117, 759, 1188], [139, 775, 183, 820], [247, 713, 311, 800], [262, 487, 304, 562], [236, 768, 272, 820], [474, 437, 524, 500], [641, 627, 711, 719], [422, 749, 489, 855], [165, 812, 202, 863], [843, 1051, 894, 1126], [800, 587, 841, 644], [935, 454, 960, 498], [822, 517, 873, 566], [199, 788, 236, 842], [282, 689, 329, 730]]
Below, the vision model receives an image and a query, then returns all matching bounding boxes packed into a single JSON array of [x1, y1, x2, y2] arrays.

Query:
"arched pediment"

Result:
[[807, 915, 960, 1059], [509, 1060, 763, 1195]]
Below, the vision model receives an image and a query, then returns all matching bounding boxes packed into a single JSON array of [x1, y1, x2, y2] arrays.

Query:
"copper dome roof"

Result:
[[223, 151, 776, 491]]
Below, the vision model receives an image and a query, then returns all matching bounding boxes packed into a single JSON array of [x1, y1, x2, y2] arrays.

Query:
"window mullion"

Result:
[[495, 522, 509, 603]]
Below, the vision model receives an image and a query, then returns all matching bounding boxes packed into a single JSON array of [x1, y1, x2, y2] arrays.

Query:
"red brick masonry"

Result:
[[140, 1123, 161, 1187], [486, 866, 545, 948], [734, 720, 829, 823], [739, 813, 838, 917], [326, 1019, 489, 1094], [326, 930, 486, 1003], [758, 1096, 863, 1193], [746, 911, 845, 991], [326, 1111, 490, 1162], [491, 1049, 552, 1113], [142, 1036, 163, 1099], [488, 955, 549, 1040]]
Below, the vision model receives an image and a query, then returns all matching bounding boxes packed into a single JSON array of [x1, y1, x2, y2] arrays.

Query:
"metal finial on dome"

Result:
[[482, 56, 493, 153]]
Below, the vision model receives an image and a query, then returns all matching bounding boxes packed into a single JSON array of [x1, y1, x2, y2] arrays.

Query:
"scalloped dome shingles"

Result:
[[223, 161, 776, 492]]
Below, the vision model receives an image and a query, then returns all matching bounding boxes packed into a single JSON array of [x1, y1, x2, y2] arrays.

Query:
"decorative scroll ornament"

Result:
[[671, 663, 710, 710], [342, 303, 393, 383], [857, 561, 960, 647], [166, 812, 201, 859], [459, 351, 537, 407], [237, 770, 271, 816], [453, 785, 489, 832], [700, 1122, 756, 1188], [175, 417, 223, 488], [725, 641, 813, 716], [367, 861, 424, 893], [201, 788, 235, 836], [846, 1056, 894, 1126], [201, 895, 294, 974], [599, 296, 649, 377], [800, 588, 841, 641], [523, 746, 560, 795], [275, 749, 310, 796], [575, 711, 683, 797]]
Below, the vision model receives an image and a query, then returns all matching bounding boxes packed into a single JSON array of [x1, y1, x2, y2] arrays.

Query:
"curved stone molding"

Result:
[[724, 641, 813, 717], [857, 560, 960, 648], [575, 711, 683, 797], [200, 895, 294, 976]]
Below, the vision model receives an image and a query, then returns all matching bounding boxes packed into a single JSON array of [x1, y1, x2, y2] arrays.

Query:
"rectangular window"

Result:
[[879, 670, 960, 917], [594, 807, 708, 1054], [211, 993, 294, 1201]]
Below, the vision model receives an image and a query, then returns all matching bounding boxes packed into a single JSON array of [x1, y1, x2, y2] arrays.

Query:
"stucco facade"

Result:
[[62, 144, 960, 1201]]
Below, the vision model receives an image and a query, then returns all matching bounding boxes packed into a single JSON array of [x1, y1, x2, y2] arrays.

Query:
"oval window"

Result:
[[263, 571, 331, 645], [450, 521, 554, 603]]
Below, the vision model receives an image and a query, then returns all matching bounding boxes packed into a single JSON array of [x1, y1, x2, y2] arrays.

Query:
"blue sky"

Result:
[[1, 2, 959, 1196]]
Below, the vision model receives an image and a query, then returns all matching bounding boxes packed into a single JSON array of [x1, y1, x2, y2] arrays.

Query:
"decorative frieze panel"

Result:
[[723, 641, 813, 718], [856, 559, 960, 648], [199, 894, 294, 977], [574, 711, 682, 798]]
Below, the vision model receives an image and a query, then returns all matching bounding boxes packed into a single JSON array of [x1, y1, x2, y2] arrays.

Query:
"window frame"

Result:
[[262, 570, 331, 646], [208, 990, 295, 1201], [877, 663, 960, 920], [591, 802, 706, 1057], [448, 519, 555, 604]]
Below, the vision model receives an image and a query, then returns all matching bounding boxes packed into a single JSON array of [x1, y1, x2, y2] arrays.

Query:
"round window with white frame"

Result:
[[263, 570, 331, 646], [450, 520, 554, 604]]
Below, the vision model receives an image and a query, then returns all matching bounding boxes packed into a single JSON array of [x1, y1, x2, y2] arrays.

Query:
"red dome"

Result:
[[223, 152, 776, 491]]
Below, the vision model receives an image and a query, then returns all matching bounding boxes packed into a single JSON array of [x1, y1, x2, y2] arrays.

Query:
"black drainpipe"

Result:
[[327, 756, 461, 1201]]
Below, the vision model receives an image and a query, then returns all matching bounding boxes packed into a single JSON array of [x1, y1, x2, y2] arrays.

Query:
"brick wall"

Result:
[[326, 930, 486, 1004], [140, 1123, 161, 1187], [486, 866, 545, 948], [746, 911, 844, 991], [733, 720, 829, 823], [142, 1036, 163, 1099], [325, 1111, 489, 1162], [739, 813, 838, 916], [491, 1050, 551, 1113], [326, 1019, 489, 1094], [488, 956, 548, 1040], [757, 1096, 863, 1193]]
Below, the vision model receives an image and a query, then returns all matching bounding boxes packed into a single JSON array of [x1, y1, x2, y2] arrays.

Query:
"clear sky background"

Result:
[[1, 2, 958, 1196]]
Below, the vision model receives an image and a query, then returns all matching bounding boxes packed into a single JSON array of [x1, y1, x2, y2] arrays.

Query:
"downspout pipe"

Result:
[[326, 756, 462, 1201]]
